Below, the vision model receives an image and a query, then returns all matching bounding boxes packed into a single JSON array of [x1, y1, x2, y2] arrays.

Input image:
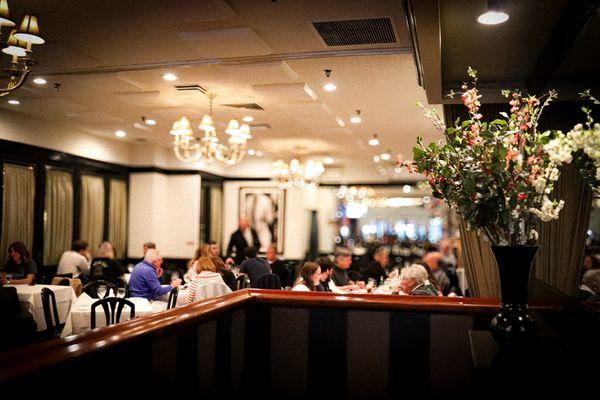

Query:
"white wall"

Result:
[[222, 181, 337, 260], [128, 172, 201, 259]]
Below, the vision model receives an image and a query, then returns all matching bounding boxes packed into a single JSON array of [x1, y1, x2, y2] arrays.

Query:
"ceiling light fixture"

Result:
[[0, 2, 45, 97], [32, 77, 46, 85], [477, 0, 509, 25], [336, 117, 345, 127], [323, 156, 334, 165], [402, 184, 412, 193], [373, 155, 380, 163], [380, 152, 391, 161], [272, 159, 325, 189], [163, 73, 178, 81], [350, 110, 362, 124], [7, 98, 19, 105], [368, 134, 380, 146], [322, 69, 337, 92], [243, 116, 254, 122], [255, 150, 263, 157], [169, 92, 252, 165], [115, 130, 126, 138], [142, 116, 156, 126], [248, 149, 256, 156]]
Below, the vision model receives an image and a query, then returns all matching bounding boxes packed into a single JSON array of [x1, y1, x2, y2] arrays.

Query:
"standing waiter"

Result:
[[226, 217, 261, 265]]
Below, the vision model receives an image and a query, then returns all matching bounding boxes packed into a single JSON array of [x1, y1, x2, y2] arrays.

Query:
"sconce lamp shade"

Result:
[[14, 14, 44, 44], [170, 117, 193, 136], [2, 29, 27, 57], [225, 119, 240, 135], [0, 0, 15, 27], [199, 114, 215, 132]]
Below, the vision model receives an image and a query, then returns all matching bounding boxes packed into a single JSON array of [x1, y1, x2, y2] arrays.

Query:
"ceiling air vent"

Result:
[[313, 17, 397, 46], [221, 103, 265, 111], [249, 123, 271, 130], [174, 84, 207, 94]]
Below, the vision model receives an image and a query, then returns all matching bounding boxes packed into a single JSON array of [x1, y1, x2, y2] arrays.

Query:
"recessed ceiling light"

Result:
[[336, 117, 345, 127], [478, 0, 509, 25], [323, 157, 334, 165], [248, 149, 256, 156], [144, 118, 156, 126], [255, 150, 263, 157], [380, 153, 391, 161], [322, 69, 337, 92], [115, 130, 126, 138], [33, 77, 47, 85], [368, 134, 380, 146], [243, 116, 254, 122], [403, 185, 412, 193], [163, 73, 178, 81], [373, 155, 380, 163], [350, 110, 362, 124], [7, 99, 20, 105]]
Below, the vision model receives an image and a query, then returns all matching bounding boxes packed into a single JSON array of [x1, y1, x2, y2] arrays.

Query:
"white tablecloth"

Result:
[[61, 293, 156, 337], [6, 284, 76, 332]]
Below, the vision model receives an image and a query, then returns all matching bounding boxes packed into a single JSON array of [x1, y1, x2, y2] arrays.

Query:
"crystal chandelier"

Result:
[[0, 1, 45, 97], [170, 93, 251, 165], [272, 159, 325, 189]]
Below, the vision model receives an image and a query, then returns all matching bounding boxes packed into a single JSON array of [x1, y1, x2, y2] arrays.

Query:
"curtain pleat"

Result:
[[80, 175, 105, 257], [43, 169, 73, 265], [458, 219, 500, 298], [0, 164, 35, 264], [108, 179, 127, 259], [533, 164, 593, 296], [210, 186, 223, 243]]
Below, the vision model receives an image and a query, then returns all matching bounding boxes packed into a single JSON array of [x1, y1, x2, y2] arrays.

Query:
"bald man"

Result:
[[226, 217, 261, 265]]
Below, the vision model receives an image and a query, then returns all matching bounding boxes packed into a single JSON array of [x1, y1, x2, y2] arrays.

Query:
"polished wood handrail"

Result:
[[0, 290, 500, 381]]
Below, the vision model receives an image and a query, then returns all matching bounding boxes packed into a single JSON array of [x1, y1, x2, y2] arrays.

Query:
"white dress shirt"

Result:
[[57, 251, 90, 277]]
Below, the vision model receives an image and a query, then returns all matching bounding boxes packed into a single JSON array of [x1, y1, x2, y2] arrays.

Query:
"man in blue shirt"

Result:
[[128, 249, 181, 300]]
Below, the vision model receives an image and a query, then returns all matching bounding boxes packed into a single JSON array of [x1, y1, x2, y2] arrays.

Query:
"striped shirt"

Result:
[[186, 271, 227, 303]]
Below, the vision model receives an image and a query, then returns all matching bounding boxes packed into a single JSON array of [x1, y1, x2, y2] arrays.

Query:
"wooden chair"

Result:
[[90, 297, 135, 329], [83, 279, 118, 299]]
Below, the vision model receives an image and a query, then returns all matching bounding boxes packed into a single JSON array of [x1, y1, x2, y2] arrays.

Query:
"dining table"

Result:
[[6, 284, 77, 332]]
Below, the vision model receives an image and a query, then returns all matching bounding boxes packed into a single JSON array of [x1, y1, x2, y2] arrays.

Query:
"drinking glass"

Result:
[[117, 288, 126, 298], [171, 271, 179, 281], [97, 286, 107, 298]]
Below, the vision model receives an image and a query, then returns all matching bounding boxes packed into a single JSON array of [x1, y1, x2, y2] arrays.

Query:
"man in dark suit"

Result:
[[226, 217, 261, 266], [265, 245, 291, 287]]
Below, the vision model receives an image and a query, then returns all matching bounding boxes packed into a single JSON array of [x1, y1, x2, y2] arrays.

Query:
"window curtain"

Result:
[[533, 164, 593, 296], [108, 179, 127, 259], [0, 164, 35, 265], [80, 175, 104, 257], [209, 186, 223, 243], [43, 169, 73, 265]]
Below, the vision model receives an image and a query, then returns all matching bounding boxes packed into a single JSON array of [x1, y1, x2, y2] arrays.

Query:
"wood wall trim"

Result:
[[0, 290, 501, 382]]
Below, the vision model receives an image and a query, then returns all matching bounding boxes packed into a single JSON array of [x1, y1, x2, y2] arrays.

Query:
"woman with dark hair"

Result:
[[210, 256, 237, 292], [314, 256, 334, 292], [1, 242, 37, 285], [292, 262, 321, 292]]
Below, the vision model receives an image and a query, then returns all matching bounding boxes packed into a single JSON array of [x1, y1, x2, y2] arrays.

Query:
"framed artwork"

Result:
[[239, 187, 285, 254]]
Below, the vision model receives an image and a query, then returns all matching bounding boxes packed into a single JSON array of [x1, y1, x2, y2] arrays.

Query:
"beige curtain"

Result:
[[458, 219, 500, 298], [80, 175, 105, 257], [0, 164, 35, 265], [533, 164, 593, 296], [210, 186, 223, 243], [108, 179, 127, 259], [43, 169, 74, 265]]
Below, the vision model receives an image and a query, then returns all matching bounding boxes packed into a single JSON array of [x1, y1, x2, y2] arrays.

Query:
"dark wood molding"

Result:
[[403, 0, 425, 88], [527, 0, 600, 94]]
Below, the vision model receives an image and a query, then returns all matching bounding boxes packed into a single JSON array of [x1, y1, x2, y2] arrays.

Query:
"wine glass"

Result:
[[97, 286, 107, 298], [117, 288, 126, 298]]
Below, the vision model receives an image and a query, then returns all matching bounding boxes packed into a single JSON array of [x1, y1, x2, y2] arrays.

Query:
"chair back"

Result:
[[41, 288, 63, 338], [236, 274, 248, 290], [254, 274, 282, 289], [90, 297, 135, 329], [167, 287, 178, 309], [83, 279, 118, 299], [192, 281, 232, 302]]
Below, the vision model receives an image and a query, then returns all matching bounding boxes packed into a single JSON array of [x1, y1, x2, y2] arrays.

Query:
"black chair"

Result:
[[90, 297, 135, 329], [254, 273, 282, 289], [83, 279, 118, 299], [55, 273, 73, 279], [56, 278, 71, 286], [236, 274, 248, 290], [40, 287, 64, 338], [167, 287, 178, 309]]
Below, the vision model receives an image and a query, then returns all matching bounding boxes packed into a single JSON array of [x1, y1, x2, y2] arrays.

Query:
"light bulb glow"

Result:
[[145, 118, 156, 126], [115, 130, 126, 138], [323, 82, 337, 92], [33, 77, 47, 85], [380, 153, 391, 161], [323, 157, 334, 165], [350, 116, 362, 124], [7, 99, 20, 105], [163, 73, 178, 81], [242, 116, 254, 122], [368, 138, 379, 146], [477, 11, 509, 25]]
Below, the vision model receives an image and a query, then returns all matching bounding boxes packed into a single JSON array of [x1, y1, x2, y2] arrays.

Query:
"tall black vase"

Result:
[[489, 245, 539, 348]]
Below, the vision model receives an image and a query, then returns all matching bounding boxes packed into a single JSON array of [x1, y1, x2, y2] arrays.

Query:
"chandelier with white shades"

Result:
[[0, 1, 45, 97], [272, 159, 325, 189], [170, 93, 251, 165]]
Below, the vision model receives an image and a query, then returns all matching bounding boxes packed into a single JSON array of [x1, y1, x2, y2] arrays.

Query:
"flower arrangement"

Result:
[[567, 90, 600, 207], [401, 68, 572, 246]]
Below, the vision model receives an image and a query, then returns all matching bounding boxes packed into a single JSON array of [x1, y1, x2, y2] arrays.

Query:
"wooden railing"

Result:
[[0, 290, 501, 397]]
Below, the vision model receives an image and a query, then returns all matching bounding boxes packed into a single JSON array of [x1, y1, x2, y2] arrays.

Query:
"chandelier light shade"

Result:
[[169, 93, 251, 165], [272, 158, 325, 189], [0, 3, 45, 97]]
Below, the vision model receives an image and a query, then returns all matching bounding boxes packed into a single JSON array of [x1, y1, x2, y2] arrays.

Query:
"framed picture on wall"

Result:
[[239, 187, 285, 254]]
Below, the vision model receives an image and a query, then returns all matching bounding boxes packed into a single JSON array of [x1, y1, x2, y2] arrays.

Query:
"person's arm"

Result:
[[7, 274, 35, 285], [186, 278, 199, 303], [78, 255, 91, 275], [143, 268, 174, 299]]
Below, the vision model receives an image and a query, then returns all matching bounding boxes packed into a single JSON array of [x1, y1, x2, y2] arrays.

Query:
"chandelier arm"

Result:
[[0, 69, 31, 97]]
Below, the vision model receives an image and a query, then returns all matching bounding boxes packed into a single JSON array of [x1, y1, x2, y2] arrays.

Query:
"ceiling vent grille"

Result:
[[174, 84, 207, 93], [221, 103, 265, 111], [249, 123, 271, 130], [313, 17, 397, 46]]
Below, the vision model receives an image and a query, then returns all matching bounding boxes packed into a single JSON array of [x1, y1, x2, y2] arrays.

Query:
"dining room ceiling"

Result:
[[0, 0, 448, 182]]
